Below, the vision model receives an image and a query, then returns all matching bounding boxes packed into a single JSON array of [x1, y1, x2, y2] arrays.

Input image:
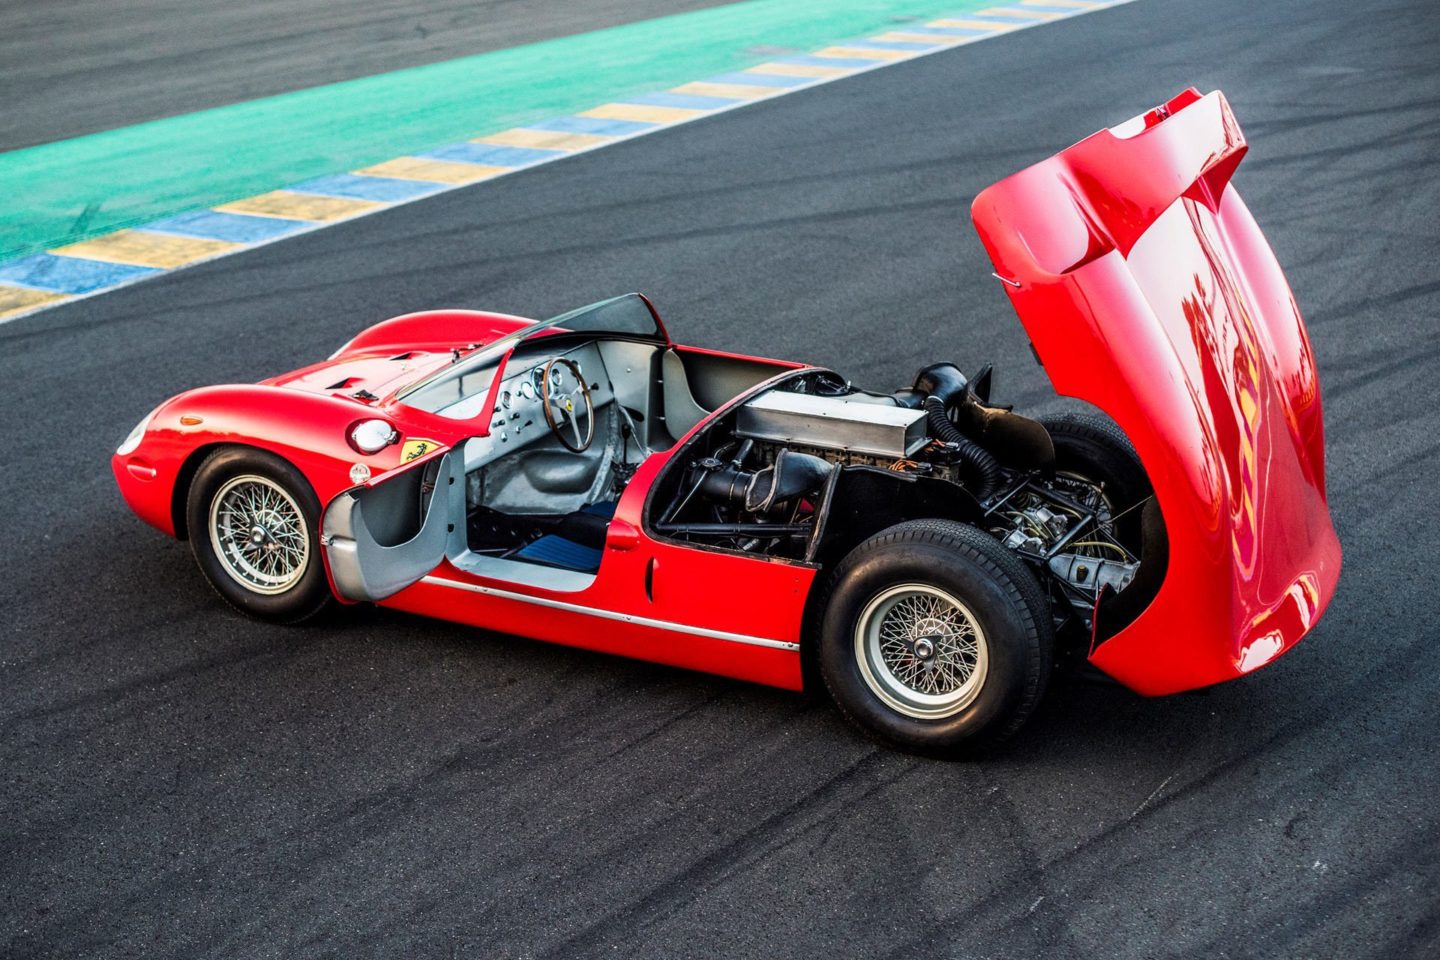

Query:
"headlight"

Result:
[[116, 408, 158, 455], [349, 419, 398, 454]]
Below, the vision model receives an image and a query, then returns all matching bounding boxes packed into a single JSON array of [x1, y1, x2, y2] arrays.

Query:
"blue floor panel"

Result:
[[513, 535, 602, 573]]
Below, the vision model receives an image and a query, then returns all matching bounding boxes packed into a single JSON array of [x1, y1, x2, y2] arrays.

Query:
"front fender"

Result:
[[330, 309, 535, 360], [112, 383, 439, 538]]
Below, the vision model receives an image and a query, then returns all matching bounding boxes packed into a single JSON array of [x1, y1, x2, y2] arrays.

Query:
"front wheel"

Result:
[[186, 447, 333, 624], [818, 520, 1053, 757]]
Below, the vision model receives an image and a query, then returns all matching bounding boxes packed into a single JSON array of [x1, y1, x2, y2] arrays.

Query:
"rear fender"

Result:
[[970, 89, 1341, 695]]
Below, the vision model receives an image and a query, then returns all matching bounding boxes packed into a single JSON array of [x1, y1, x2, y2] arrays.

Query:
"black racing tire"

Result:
[[185, 447, 334, 624], [817, 519, 1053, 757], [1040, 412, 1152, 547]]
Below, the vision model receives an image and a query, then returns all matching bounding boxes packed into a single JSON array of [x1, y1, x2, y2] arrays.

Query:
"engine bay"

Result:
[[651, 363, 1165, 639]]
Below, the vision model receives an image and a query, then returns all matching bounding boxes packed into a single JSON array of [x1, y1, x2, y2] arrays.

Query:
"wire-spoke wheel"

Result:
[[208, 475, 310, 595], [818, 520, 1052, 757], [186, 447, 333, 624], [856, 584, 989, 719]]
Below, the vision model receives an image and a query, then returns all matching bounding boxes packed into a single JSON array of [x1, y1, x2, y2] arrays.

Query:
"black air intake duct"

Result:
[[912, 363, 1002, 499], [698, 449, 833, 515]]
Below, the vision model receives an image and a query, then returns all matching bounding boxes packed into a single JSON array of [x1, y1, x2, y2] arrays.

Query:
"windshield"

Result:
[[541, 293, 666, 339], [396, 292, 667, 413]]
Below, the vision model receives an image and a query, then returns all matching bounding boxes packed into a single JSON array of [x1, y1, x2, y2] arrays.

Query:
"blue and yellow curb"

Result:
[[0, 0, 1134, 324]]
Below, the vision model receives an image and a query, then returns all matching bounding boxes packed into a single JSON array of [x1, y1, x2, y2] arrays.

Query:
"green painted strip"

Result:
[[0, 0, 998, 263]]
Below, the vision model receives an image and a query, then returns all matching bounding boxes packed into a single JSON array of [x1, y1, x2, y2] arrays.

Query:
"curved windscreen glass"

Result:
[[397, 293, 665, 412], [542, 293, 665, 339]]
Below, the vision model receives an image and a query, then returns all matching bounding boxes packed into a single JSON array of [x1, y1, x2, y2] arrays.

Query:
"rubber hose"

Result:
[[924, 396, 1002, 499]]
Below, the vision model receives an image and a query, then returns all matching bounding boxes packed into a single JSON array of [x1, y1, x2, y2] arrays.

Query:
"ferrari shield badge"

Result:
[[401, 438, 439, 462]]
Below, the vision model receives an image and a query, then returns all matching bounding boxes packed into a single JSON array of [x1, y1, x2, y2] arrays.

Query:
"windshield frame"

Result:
[[392, 292, 669, 410]]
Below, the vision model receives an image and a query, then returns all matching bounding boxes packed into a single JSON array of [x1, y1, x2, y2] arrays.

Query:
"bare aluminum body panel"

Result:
[[736, 391, 928, 458]]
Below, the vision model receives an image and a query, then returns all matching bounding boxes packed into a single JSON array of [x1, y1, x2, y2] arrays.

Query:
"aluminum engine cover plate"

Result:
[[736, 391, 928, 458]]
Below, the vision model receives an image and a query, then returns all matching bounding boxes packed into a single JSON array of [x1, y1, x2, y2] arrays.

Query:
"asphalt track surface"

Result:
[[0, 0, 732, 150], [4, 0, 1439, 955]]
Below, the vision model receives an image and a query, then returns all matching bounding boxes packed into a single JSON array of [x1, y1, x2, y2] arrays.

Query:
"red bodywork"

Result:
[[114, 90, 1339, 697], [115, 309, 814, 691], [112, 310, 537, 537], [972, 89, 1340, 694]]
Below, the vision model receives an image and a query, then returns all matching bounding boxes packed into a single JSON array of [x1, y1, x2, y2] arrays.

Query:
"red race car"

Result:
[[114, 89, 1341, 755]]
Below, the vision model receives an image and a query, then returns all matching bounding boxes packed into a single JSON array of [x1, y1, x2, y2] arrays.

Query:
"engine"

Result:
[[987, 479, 1141, 615], [736, 390, 931, 459], [653, 362, 1150, 633]]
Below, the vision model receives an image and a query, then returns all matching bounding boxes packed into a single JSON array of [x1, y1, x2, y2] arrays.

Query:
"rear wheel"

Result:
[[186, 447, 333, 624], [818, 520, 1053, 756]]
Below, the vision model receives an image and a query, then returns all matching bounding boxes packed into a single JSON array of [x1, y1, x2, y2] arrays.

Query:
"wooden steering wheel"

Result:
[[540, 357, 595, 452]]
